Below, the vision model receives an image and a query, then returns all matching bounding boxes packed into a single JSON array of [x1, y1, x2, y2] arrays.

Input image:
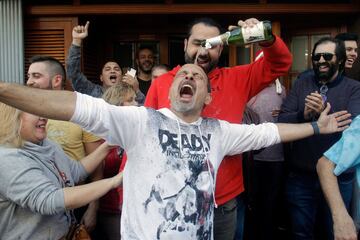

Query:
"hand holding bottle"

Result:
[[228, 18, 260, 31], [201, 18, 274, 49]]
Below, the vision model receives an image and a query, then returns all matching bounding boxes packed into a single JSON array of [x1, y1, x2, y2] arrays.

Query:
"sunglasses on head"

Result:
[[312, 53, 334, 61]]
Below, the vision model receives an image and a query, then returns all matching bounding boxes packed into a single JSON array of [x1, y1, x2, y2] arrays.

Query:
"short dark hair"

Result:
[[29, 55, 66, 88], [335, 32, 358, 42], [312, 37, 346, 72], [101, 59, 121, 71], [187, 18, 222, 39], [136, 46, 155, 59]]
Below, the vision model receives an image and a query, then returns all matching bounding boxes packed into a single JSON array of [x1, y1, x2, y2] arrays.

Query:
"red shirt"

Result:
[[99, 147, 125, 213], [145, 36, 292, 205]]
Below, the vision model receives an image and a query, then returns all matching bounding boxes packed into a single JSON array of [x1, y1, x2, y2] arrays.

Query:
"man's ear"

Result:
[[184, 38, 188, 52], [204, 93, 212, 105], [100, 74, 104, 83], [52, 75, 63, 89]]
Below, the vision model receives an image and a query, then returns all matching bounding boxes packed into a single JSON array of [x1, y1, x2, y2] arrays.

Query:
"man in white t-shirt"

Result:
[[0, 64, 351, 240]]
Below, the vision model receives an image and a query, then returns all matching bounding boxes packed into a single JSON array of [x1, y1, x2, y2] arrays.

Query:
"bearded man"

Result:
[[0, 63, 352, 240], [136, 47, 155, 95], [278, 37, 360, 240]]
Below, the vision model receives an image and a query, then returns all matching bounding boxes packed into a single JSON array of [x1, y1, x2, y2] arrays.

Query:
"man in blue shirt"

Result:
[[317, 115, 360, 240]]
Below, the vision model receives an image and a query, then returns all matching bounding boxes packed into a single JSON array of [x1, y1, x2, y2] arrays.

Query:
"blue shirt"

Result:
[[324, 115, 360, 184]]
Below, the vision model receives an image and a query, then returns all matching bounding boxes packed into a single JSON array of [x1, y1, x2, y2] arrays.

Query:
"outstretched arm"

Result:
[[80, 141, 110, 174], [81, 139, 103, 231], [63, 172, 123, 210], [0, 82, 76, 121], [65, 142, 120, 211], [276, 103, 351, 143], [317, 157, 357, 240]]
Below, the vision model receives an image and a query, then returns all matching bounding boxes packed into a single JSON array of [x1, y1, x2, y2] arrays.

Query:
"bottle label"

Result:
[[204, 32, 230, 49], [242, 22, 265, 44]]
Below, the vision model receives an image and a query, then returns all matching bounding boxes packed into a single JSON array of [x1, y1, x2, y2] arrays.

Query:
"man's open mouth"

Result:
[[179, 83, 195, 101], [196, 56, 209, 65]]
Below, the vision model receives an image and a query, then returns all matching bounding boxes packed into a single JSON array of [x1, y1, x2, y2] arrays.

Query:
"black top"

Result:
[[278, 70, 360, 174], [138, 77, 152, 96]]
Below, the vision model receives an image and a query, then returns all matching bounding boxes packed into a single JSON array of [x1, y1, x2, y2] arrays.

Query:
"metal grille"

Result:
[[0, 0, 24, 84]]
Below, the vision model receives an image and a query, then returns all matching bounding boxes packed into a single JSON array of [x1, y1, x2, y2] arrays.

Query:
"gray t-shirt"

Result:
[[247, 83, 286, 162]]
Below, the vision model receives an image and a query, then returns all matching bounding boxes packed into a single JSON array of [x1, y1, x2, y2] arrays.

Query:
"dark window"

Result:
[[114, 41, 159, 69], [168, 37, 185, 69], [81, 0, 164, 3], [268, 0, 351, 2]]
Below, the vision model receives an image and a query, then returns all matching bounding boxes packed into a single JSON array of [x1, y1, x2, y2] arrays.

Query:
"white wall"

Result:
[[0, 0, 24, 84]]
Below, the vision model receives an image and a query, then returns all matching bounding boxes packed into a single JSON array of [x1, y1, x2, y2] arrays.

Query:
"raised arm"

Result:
[[0, 82, 76, 121], [236, 19, 292, 98], [67, 21, 102, 96]]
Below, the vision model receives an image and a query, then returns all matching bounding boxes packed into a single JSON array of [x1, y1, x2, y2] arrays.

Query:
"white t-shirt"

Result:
[[71, 92, 280, 240]]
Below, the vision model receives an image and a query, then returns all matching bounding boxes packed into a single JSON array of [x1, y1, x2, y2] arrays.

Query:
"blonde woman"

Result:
[[0, 103, 123, 240], [102, 82, 138, 106]]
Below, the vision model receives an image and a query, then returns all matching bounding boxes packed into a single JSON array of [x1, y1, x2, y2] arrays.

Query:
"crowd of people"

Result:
[[0, 17, 359, 240]]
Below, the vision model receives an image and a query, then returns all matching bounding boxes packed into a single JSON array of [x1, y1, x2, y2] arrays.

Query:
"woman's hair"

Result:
[[102, 83, 135, 106], [0, 103, 23, 148]]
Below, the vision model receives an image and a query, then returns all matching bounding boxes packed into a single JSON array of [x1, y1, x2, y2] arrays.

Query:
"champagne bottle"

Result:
[[201, 20, 274, 49]]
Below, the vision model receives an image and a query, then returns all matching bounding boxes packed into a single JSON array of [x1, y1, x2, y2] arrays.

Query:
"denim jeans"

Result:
[[286, 171, 353, 240], [214, 197, 239, 240], [235, 194, 246, 240]]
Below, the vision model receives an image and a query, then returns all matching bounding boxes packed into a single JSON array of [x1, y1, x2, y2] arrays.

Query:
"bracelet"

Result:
[[310, 121, 320, 135]]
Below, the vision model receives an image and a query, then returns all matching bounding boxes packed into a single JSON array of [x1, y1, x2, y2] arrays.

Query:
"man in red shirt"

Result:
[[145, 17, 292, 239]]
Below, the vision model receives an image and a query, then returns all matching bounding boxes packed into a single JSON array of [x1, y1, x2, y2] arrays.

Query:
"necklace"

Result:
[[319, 84, 328, 103]]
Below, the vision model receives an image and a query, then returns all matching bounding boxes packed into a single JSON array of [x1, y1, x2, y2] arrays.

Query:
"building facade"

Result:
[[1, 0, 359, 89]]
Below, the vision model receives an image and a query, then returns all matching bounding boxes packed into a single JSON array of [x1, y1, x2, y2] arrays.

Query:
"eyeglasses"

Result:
[[312, 53, 334, 61]]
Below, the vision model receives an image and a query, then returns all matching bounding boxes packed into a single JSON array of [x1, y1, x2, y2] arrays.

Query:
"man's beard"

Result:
[[171, 98, 196, 113], [184, 52, 217, 74], [139, 61, 153, 74], [313, 60, 340, 83]]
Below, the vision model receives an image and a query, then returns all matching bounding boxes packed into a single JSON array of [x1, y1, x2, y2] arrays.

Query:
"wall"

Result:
[[0, 0, 24, 84]]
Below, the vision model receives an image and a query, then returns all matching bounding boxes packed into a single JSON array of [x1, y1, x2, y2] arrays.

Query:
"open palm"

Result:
[[317, 103, 351, 134]]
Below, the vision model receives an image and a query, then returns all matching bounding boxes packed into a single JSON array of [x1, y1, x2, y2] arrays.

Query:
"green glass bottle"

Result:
[[201, 21, 274, 49]]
